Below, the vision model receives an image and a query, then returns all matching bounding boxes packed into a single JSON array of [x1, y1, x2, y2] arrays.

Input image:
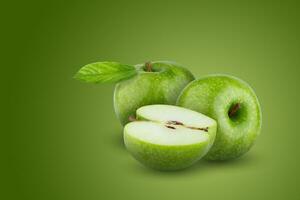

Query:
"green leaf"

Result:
[[74, 62, 137, 83]]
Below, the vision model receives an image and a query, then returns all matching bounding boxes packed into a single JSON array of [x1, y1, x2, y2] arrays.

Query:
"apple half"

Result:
[[124, 105, 217, 171]]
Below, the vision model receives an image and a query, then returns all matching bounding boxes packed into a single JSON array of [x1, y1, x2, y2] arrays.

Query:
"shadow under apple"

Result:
[[128, 152, 260, 176]]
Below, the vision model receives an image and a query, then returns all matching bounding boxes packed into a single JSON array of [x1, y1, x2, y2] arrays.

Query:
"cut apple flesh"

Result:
[[137, 104, 215, 131], [126, 105, 217, 146], [125, 121, 209, 146]]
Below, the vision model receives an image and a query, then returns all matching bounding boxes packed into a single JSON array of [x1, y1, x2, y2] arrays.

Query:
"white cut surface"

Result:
[[137, 105, 216, 128], [125, 121, 209, 145]]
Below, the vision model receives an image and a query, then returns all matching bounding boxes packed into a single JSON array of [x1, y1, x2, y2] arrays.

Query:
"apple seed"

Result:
[[165, 125, 176, 129], [166, 120, 184, 125]]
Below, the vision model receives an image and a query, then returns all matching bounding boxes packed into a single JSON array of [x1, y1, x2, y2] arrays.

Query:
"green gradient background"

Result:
[[4, 0, 300, 200]]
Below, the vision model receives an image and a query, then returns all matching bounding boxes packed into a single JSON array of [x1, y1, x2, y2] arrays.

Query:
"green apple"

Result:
[[114, 61, 194, 125], [177, 74, 262, 161], [124, 105, 217, 170]]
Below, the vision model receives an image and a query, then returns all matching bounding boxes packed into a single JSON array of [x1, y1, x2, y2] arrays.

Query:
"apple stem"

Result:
[[145, 61, 152, 72], [187, 126, 209, 132], [228, 103, 241, 118], [166, 121, 208, 132]]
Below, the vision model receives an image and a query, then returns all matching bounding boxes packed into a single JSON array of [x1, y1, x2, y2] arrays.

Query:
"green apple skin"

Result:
[[114, 61, 194, 125], [177, 74, 262, 161], [124, 131, 210, 171]]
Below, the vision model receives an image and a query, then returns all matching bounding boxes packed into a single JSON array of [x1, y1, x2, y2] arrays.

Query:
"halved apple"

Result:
[[124, 105, 217, 170]]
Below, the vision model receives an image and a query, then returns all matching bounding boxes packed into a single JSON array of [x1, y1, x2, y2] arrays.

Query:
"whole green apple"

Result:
[[177, 74, 262, 160], [114, 61, 194, 125], [124, 105, 217, 170]]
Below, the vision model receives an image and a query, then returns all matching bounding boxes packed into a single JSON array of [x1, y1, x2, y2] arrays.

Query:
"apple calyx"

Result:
[[145, 62, 152, 72], [228, 103, 241, 118], [166, 120, 208, 132], [128, 115, 137, 122]]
